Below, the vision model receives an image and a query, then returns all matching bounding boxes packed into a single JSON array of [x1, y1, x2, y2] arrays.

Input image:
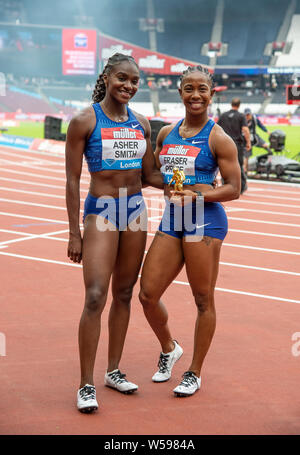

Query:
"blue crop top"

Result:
[[84, 103, 147, 173], [159, 118, 218, 185]]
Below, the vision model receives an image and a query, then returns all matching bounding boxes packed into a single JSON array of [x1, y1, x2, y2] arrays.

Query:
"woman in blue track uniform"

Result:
[[65, 53, 163, 412], [139, 65, 241, 397]]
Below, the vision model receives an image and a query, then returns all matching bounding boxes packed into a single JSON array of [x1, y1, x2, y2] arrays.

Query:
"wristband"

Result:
[[194, 190, 203, 200]]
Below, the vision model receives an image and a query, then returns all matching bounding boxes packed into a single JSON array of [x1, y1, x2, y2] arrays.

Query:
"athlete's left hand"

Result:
[[170, 189, 197, 205]]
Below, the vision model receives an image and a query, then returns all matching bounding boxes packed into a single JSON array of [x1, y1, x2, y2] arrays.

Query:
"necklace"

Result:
[[100, 103, 128, 122]]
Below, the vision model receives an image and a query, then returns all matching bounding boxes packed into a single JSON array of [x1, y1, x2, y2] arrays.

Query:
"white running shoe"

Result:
[[77, 384, 98, 413], [152, 340, 183, 382], [105, 369, 138, 394], [173, 371, 201, 397]]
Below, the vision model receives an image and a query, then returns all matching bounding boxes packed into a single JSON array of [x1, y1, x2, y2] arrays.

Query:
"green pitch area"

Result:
[[4, 121, 300, 161], [5, 121, 68, 139], [252, 125, 300, 161]]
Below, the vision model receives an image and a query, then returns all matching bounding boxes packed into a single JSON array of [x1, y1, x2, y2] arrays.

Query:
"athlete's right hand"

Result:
[[67, 233, 83, 263]]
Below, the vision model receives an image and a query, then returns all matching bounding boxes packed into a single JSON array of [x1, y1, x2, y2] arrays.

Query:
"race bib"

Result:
[[159, 144, 200, 185], [101, 127, 146, 170]]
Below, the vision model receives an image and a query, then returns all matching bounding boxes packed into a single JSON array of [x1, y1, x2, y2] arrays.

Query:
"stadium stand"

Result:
[[0, 0, 23, 22], [152, 0, 216, 64], [275, 14, 300, 66], [1, 0, 300, 120], [80, 0, 149, 48], [3, 86, 57, 114], [217, 0, 287, 65], [22, 0, 75, 26], [40, 87, 92, 103]]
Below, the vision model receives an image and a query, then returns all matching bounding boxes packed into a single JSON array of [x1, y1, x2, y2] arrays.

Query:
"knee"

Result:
[[85, 286, 107, 314], [139, 288, 155, 308], [193, 291, 214, 314], [113, 286, 133, 306]]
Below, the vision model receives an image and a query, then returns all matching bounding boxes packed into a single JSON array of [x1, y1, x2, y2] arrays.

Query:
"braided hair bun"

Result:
[[180, 65, 214, 88]]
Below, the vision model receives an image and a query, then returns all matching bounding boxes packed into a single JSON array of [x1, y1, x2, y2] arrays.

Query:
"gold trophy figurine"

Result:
[[168, 167, 186, 191]]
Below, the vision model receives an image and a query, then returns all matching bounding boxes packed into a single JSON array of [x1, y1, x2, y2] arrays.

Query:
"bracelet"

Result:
[[194, 190, 203, 200]]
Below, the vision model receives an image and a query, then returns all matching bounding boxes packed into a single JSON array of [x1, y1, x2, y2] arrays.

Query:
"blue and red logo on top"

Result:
[[74, 33, 88, 48]]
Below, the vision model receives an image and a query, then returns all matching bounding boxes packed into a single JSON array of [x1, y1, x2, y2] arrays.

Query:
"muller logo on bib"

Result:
[[113, 128, 137, 139], [167, 145, 189, 155]]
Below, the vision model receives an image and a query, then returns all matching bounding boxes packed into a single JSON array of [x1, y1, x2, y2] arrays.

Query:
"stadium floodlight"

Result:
[[139, 18, 164, 32]]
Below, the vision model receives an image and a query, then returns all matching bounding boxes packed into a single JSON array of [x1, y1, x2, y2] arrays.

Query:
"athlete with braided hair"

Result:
[[139, 65, 241, 397], [65, 53, 163, 412]]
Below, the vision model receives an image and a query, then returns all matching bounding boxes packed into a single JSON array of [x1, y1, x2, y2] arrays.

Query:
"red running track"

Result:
[[0, 144, 300, 435]]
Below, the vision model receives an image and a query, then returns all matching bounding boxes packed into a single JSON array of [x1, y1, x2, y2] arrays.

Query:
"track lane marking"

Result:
[[0, 251, 299, 304]]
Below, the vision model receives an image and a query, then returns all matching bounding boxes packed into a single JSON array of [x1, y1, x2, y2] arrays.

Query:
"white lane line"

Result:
[[2, 239, 296, 276], [0, 144, 65, 159], [0, 251, 81, 267], [42, 236, 68, 242], [219, 262, 300, 276], [0, 149, 64, 166], [0, 168, 67, 182], [0, 229, 68, 243], [0, 251, 299, 304], [0, 176, 66, 189], [0, 228, 37, 237], [244, 193, 300, 202], [222, 242, 300, 256], [148, 216, 162, 221], [0, 167, 90, 184], [0, 187, 66, 199], [0, 168, 90, 185], [0, 211, 69, 224], [0, 164, 89, 183], [214, 287, 300, 304], [1, 227, 298, 256], [229, 228, 300, 240], [232, 200, 300, 210], [0, 197, 68, 211], [0, 148, 64, 160], [0, 186, 87, 202], [0, 228, 70, 237], [0, 229, 70, 246], [247, 180, 300, 190], [228, 216, 300, 228], [222, 208, 246, 213], [171, 279, 300, 304], [229, 207, 300, 217], [0, 158, 66, 174]]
